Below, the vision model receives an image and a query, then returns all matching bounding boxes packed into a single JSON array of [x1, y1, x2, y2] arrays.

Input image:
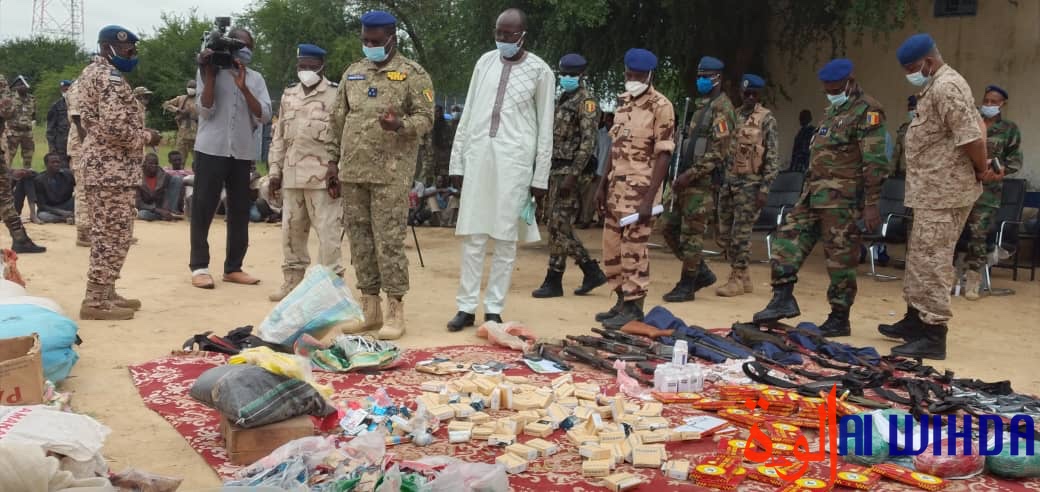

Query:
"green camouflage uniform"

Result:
[[661, 92, 736, 270], [771, 89, 891, 310], [963, 117, 1023, 270], [5, 91, 35, 168], [0, 76, 25, 229], [718, 103, 781, 269], [547, 86, 599, 272], [892, 121, 909, 176]]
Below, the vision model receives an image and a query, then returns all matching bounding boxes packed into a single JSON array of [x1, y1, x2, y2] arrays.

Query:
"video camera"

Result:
[[200, 17, 246, 69]]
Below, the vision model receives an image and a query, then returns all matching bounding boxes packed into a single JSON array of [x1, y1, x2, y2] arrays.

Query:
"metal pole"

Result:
[[411, 224, 425, 267]]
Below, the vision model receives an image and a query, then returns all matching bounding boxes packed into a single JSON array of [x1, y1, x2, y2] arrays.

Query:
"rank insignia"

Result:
[[585, 100, 597, 113], [386, 71, 407, 81], [866, 111, 881, 126], [818, 127, 829, 136], [368, 87, 378, 97], [422, 88, 434, 103], [347, 74, 366, 81]]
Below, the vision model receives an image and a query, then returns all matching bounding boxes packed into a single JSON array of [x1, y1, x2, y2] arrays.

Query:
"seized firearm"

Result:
[[566, 335, 667, 361], [561, 344, 653, 386], [524, 341, 572, 371], [669, 96, 692, 210]]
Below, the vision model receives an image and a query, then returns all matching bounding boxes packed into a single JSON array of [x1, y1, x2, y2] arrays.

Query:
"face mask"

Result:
[[496, 33, 524, 58], [826, 81, 850, 107], [625, 81, 648, 97], [905, 61, 929, 86], [108, 46, 139, 73], [452, 111, 461, 120], [443, 113, 453, 121], [297, 69, 322, 87], [363, 38, 392, 63], [559, 75, 580, 92], [979, 105, 1000, 118], [696, 76, 715, 94], [186, 88, 196, 96], [235, 47, 253, 65], [907, 110, 915, 120]]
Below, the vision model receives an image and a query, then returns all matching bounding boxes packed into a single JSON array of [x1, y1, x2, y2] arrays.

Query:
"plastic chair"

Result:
[[984, 179, 1027, 293], [864, 177, 910, 281]]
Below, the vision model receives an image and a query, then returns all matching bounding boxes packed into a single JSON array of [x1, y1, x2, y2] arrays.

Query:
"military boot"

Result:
[[715, 268, 746, 297], [693, 260, 717, 291], [110, 286, 142, 311], [531, 269, 564, 298], [964, 270, 981, 301], [80, 283, 134, 320], [342, 294, 383, 334], [890, 322, 947, 360], [877, 305, 924, 341], [739, 268, 754, 293], [602, 297, 645, 330], [76, 226, 91, 247], [269, 270, 305, 302], [6, 217, 45, 254], [752, 283, 800, 324], [818, 306, 851, 337], [377, 297, 405, 340], [663, 270, 697, 302], [595, 288, 624, 322], [573, 259, 607, 295]]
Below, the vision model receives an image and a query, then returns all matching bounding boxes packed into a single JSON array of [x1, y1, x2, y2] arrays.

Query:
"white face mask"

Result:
[[624, 72, 651, 97], [186, 88, 196, 96], [905, 60, 931, 86], [979, 105, 1000, 118], [297, 69, 322, 87]]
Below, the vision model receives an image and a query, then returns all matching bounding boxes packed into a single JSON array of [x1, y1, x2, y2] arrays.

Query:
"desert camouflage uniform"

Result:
[[161, 93, 198, 167], [77, 56, 149, 305], [661, 92, 736, 271], [5, 91, 35, 168], [547, 86, 599, 272], [963, 117, 1022, 271], [771, 88, 890, 310], [328, 54, 434, 297], [65, 81, 91, 235], [718, 103, 780, 269], [0, 76, 27, 234], [604, 87, 675, 301], [892, 121, 909, 176], [268, 78, 344, 277]]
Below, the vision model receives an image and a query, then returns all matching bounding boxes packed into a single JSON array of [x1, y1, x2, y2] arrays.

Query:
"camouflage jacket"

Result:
[[606, 86, 675, 216], [679, 92, 736, 187], [551, 86, 599, 176], [0, 76, 13, 145], [804, 89, 891, 209], [161, 94, 198, 140], [892, 121, 909, 176], [732, 103, 781, 196], [268, 78, 339, 190], [8, 92, 35, 132], [979, 117, 1023, 208], [77, 56, 149, 187]]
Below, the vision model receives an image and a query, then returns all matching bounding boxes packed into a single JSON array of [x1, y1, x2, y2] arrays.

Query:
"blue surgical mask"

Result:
[[235, 47, 253, 65], [108, 46, 138, 73], [496, 33, 524, 59], [696, 76, 714, 94], [979, 105, 1000, 118], [905, 70, 928, 87], [826, 81, 850, 107], [363, 38, 392, 63], [559, 75, 580, 92], [907, 110, 916, 120]]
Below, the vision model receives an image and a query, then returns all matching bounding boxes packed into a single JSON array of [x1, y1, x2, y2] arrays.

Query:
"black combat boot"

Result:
[[6, 217, 45, 254], [818, 306, 851, 337], [446, 311, 476, 332], [531, 269, 564, 298], [573, 259, 607, 295], [693, 260, 717, 291], [662, 270, 696, 302], [595, 288, 624, 322], [752, 283, 801, 324], [890, 322, 947, 360], [602, 297, 645, 330], [877, 305, 924, 341]]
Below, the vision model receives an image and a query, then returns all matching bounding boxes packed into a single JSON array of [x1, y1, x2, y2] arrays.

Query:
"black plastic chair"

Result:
[[985, 179, 1027, 290], [753, 171, 805, 260], [864, 177, 909, 281]]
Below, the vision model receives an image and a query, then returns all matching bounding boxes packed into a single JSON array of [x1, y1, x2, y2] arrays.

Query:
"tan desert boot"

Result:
[[342, 294, 383, 334], [269, 270, 305, 302], [740, 268, 754, 293], [110, 286, 142, 310], [715, 268, 745, 297], [378, 297, 405, 340], [964, 270, 981, 301], [80, 283, 135, 320]]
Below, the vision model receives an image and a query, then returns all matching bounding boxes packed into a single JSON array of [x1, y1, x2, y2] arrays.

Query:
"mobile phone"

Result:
[[990, 157, 1002, 173]]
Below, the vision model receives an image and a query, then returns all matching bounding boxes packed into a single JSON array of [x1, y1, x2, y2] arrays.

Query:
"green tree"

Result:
[[130, 11, 213, 130], [34, 65, 84, 130]]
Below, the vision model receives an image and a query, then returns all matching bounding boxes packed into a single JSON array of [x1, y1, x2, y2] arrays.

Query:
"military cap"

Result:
[[624, 49, 657, 72], [741, 74, 765, 90], [559, 53, 587, 71], [361, 10, 396, 28], [98, 25, 139, 43], [133, 86, 152, 96], [818, 58, 853, 82], [297, 43, 326, 59], [698, 56, 724, 71], [985, 84, 1008, 100], [59, 80, 73, 88], [907, 95, 918, 108], [896, 33, 935, 65]]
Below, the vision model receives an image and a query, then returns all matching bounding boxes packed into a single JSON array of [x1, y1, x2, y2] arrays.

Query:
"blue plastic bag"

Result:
[[258, 266, 363, 346], [0, 304, 79, 382]]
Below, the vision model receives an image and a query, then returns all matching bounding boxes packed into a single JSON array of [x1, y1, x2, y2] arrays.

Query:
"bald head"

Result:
[[497, 8, 527, 30]]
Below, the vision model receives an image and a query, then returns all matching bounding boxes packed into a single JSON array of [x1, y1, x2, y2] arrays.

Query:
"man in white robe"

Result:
[[446, 8, 555, 331]]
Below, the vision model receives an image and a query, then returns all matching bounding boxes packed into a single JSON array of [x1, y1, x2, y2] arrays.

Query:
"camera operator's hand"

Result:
[[233, 60, 248, 90], [197, 49, 217, 78], [144, 129, 162, 146]]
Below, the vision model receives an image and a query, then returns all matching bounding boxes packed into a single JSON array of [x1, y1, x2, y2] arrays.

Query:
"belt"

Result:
[[551, 158, 572, 168]]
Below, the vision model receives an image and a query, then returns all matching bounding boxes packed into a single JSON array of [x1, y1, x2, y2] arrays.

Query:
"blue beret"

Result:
[[624, 48, 657, 72], [818, 58, 853, 82], [896, 33, 935, 65], [59, 80, 73, 87], [361, 10, 396, 28], [98, 25, 139, 43], [698, 56, 724, 71], [559, 53, 587, 71], [907, 95, 918, 107], [985, 84, 1008, 100], [297, 43, 326, 59], [741, 74, 765, 90]]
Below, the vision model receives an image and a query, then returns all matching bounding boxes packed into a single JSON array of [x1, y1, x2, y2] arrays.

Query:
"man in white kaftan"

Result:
[[446, 8, 555, 331]]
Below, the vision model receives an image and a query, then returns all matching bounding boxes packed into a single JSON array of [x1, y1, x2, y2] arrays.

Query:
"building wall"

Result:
[[766, 0, 1040, 189]]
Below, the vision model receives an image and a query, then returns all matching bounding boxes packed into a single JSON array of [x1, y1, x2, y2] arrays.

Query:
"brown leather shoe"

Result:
[[223, 271, 260, 285], [192, 273, 215, 289]]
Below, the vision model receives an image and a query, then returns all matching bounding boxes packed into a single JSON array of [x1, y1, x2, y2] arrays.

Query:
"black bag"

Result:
[[190, 365, 334, 428]]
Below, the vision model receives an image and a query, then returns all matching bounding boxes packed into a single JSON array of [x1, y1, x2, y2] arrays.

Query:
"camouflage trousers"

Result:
[[546, 173, 592, 272], [660, 186, 713, 270], [963, 201, 999, 271], [718, 179, 764, 269], [577, 173, 600, 225], [771, 205, 861, 309], [86, 186, 135, 287], [176, 136, 195, 169], [281, 188, 344, 276], [905, 206, 971, 325], [342, 182, 410, 297], [0, 151, 18, 225], [4, 131, 33, 168], [603, 211, 653, 302], [71, 160, 91, 231]]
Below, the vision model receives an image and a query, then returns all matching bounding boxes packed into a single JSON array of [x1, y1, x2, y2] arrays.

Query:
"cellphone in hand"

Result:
[[990, 157, 1002, 173]]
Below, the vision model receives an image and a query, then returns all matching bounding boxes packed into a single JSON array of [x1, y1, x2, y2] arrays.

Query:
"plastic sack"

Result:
[[614, 359, 650, 399], [258, 265, 363, 346], [0, 303, 79, 382], [0, 443, 114, 492], [190, 365, 334, 428], [913, 439, 984, 479], [0, 406, 109, 462], [343, 429, 386, 465], [1, 249, 25, 286], [224, 455, 309, 491], [237, 435, 337, 479], [109, 468, 183, 492], [228, 346, 333, 397], [375, 464, 402, 492], [986, 438, 1040, 478], [425, 460, 509, 492], [840, 411, 891, 465], [476, 321, 535, 351]]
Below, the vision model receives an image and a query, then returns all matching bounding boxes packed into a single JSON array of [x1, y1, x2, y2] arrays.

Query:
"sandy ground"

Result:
[[8, 219, 1039, 489]]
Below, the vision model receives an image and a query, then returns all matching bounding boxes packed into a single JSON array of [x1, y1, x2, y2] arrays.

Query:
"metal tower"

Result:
[[31, 0, 84, 42]]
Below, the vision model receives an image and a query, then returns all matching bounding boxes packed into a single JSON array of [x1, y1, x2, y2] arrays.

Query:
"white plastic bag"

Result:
[[258, 265, 363, 345], [425, 460, 509, 492], [0, 406, 109, 462], [236, 436, 336, 479]]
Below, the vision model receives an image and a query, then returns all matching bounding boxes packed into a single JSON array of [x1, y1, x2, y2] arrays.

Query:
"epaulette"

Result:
[[328, 81, 338, 87]]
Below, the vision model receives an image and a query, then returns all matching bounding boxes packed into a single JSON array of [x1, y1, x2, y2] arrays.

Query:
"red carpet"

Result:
[[129, 345, 1037, 491]]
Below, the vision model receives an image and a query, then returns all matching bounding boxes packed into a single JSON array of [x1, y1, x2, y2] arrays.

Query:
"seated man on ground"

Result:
[[33, 153, 75, 223], [166, 150, 192, 215], [137, 153, 184, 221], [424, 176, 459, 227]]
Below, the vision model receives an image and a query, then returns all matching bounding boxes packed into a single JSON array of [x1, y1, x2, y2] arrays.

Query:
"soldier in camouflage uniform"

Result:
[[328, 11, 434, 340], [891, 95, 916, 177], [716, 74, 781, 297], [161, 80, 198, 169], [595, 49, 675, 329], [754, 59, 891, 337], [65, 80, 92, 247], [0, 75, 46, 253], [78, 25, 162, 320], [961, 84, 1023, 300], [660, 56, 735, 302], [6, 76, 36, 169], [531, 53, 607, 299], [267, 44, 344, 302]]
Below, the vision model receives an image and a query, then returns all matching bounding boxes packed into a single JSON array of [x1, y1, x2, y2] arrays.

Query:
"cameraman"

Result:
[[190, 27, 272, 289]]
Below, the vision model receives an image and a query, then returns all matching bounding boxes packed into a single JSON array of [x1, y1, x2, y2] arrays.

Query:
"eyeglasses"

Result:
[[493, 29, 525, 42]]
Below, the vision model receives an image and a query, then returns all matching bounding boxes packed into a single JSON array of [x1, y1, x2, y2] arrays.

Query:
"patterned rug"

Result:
[[128, 345, 1038, 491]]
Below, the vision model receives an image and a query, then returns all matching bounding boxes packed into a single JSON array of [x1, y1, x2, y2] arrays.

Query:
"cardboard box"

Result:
[[496, 453, 528, 474], [603, 472, 644, 492], [488, 434, 516, 446], [429, 405, 455, 421], [574, 406, 595, 421], [598, 430, 626, 445], [447, 420, 475, 433], [632, 445, 662, 468], [515, 410, 541, 427], [473, 424, 495, 440], [557, 396, 579, 408], [555, 383, 575, 399], [638, 429, 669, 444], [506, 442, 539, 461], [574, 388, 598, 401], [567, 429, 598, 446], [220, 415, 314, 465], [468, 411, 490, 424], [0, 335, 43, 406], [524, 420, 553, 438], [664, 459, 691, 480], [635, 402, 663, 417], [496, 417, 519, 435], [579, 444, 611, 460], [582, 459, 611, 478], [525, 438, 558, 457], [448, 430, 472, 443], [420, 381, 445, 392], [551, 373, 573, 388], [451, 403, 475, 418]]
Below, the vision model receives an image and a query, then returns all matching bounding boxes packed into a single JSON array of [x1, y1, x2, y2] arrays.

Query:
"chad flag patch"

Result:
[[714, 118, 729, 136], [585, 100, 597, 113], [422, 88, 434, 103], [866, 111, 881, 126]]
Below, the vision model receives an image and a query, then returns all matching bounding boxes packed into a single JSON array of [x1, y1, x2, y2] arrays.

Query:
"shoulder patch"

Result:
[[584, 100, 597, 113], [422, 88, 434, 103], [386, 71, 407, 81], [714, 117, 730, 136], [347, 74, 366, 81], [866, 111, 881, 126]]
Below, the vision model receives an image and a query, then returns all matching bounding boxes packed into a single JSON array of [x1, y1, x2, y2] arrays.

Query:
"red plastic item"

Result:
[[913, 438, 985, 479]]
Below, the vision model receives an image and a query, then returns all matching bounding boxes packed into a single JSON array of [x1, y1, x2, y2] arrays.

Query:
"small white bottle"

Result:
[[673, 340, 689, 366], [685, 363, 704, 392]]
